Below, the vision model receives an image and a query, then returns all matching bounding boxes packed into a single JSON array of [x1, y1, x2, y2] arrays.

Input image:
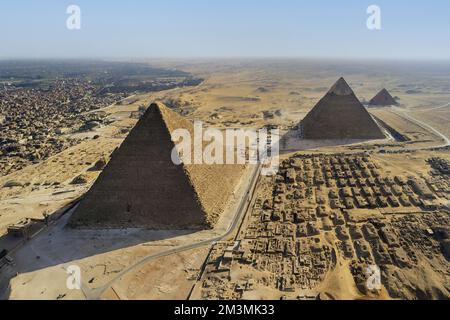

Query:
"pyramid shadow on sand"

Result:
[[0, 207, 197, 283]]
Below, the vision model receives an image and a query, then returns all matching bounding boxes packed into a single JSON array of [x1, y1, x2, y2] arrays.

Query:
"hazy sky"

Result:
[[1, 0, 449, 60]]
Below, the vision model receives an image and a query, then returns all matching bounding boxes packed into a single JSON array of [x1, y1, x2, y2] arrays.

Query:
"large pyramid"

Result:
[[69, 102, 243, 230], [300, 78, 385, 140], [369, 88, 398, 106]]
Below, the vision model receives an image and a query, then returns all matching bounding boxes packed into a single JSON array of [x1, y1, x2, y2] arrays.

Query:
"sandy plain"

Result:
[[1, 59, 450, 300]]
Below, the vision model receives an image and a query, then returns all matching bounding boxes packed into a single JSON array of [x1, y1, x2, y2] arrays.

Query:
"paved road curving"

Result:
[[390, 106, 450, 150]]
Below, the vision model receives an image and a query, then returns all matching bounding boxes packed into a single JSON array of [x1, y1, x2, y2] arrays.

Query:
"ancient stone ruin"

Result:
[[369, 88, 398, 106], [300, 78, 385, 140], [69, 102, 242, 230]]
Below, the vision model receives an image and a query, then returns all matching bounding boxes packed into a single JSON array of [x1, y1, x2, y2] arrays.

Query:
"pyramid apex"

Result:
[[328, 77, 354, 96], [144, 102, 172, 118], [149, 102, 167, 111]]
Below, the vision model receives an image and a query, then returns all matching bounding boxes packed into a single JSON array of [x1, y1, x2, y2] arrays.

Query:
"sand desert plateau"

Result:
[[1, 59, 449, 300]]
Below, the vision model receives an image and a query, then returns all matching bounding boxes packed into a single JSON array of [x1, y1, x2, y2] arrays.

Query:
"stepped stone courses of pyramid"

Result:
[[300, 77, 385, 140], [69, 103, 244, 230], [369, 88, 398, 106]]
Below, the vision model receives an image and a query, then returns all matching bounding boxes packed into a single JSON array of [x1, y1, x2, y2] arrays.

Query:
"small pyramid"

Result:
[[369, 88, 398, 106], [69, 102, 242, 230], [300, 78, 385, 140]]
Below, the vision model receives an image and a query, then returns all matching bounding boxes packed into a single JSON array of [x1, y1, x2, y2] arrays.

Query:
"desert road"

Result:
[[391, 106, 450, 150], [417, 102, 450, 112]]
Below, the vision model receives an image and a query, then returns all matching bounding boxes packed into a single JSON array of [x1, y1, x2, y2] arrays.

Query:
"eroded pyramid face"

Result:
[[69, 103, 244, 230], [369, 89, 398, 106], [300, 78, 385, 140]]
